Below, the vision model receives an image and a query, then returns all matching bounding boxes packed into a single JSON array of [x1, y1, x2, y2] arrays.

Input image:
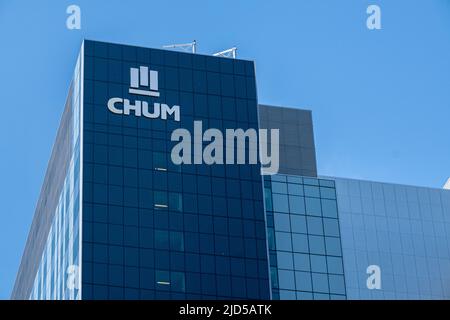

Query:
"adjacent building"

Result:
[[11, 40, 450, 300], [333, 177, 450, 299]]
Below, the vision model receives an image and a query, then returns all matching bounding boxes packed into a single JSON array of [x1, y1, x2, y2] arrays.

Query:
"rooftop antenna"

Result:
[[163, 40, 197, 53], [444, 178, 450, 190], [213, 47, 237, 59]]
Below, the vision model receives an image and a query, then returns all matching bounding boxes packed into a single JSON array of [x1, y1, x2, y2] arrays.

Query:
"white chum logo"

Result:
[[107, 66, 180, 121], [129, 66, 160, 97], [105, 65, 280, 174]]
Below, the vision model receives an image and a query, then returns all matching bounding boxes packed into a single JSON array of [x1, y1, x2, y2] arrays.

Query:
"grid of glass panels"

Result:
[[81, 40, 270, 299], [264, 175, 346, 300], [29, 48, 83, 300], [333, 177, 450, 299]]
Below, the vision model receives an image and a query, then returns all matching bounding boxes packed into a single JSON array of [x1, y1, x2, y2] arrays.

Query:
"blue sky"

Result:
[[0, 0, 449, 299]]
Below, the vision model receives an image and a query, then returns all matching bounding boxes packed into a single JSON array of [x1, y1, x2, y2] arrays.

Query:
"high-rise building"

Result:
[[11, 40, 450, 300]]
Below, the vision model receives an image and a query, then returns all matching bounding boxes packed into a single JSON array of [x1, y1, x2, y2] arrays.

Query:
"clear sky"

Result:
[[0, 0, 449, 299]]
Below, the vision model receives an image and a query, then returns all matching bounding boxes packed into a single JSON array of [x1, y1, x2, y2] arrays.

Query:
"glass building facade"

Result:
[[12, 46, 83, 300], [12, 39, 450, 300], [80, 40, 269, 300], [264, 175, 346, 300], [333, 177, 450, 299]]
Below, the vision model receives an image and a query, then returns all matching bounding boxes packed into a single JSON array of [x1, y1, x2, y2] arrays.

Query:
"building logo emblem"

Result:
[[129, 66, 160, 97], [107, 66, 180, 122], [106, 65, 279, 174]]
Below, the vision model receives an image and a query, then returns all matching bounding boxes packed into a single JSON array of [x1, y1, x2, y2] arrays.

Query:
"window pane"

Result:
[[288, 183, 303, 196], [321, 199, 337, 218], [292, 233, 308, 253], [323, 218, 340, 237], [320, 187, 336, 199], [271, 175, 286, 182], [153, 152, 166, 169], [279, 290, 296, 300], [275, 232, 292, 251], [290, 215, 307, 234], [272, 182, 287, 194], [155, 230, 169, 249], [305, 197, 321, 216], [327, 256, 344, 274], [169, 192, 183, 212], [295, 271, 312, 292], [274, 213, 291, 232], [273, 194, 289, 213], [308, 235, 325, 255], [270, 266, 279, 289], [307, 216, 324, 235], [319, 179, 335, 188], [313, 293, 330, 300], [325, 237, 342, 256], [310, 255, 327, 273], [155, 270, 170, 289], [171, 271, 185, 292], [268, 228, 276, 250], [297, 291, 313, 300], [312, 273, 329, 293], [278, 270, 295, 290], [264, 188, 273, 211], [289, 196, 305, 214], [170, 231, 184, 251], [287, 176, 302, 184], [304, 185, 320, 198], [154, 191, 167, 207], [329, 275, 345, 295], [303, 178, 319, 186], [293, 253, 310, 272], [277, 251, 293, 270]]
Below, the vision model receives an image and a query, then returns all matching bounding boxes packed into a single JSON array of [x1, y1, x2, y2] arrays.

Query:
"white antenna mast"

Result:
[[213, 47, 237, 59], [163, 40, 197, 53]]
